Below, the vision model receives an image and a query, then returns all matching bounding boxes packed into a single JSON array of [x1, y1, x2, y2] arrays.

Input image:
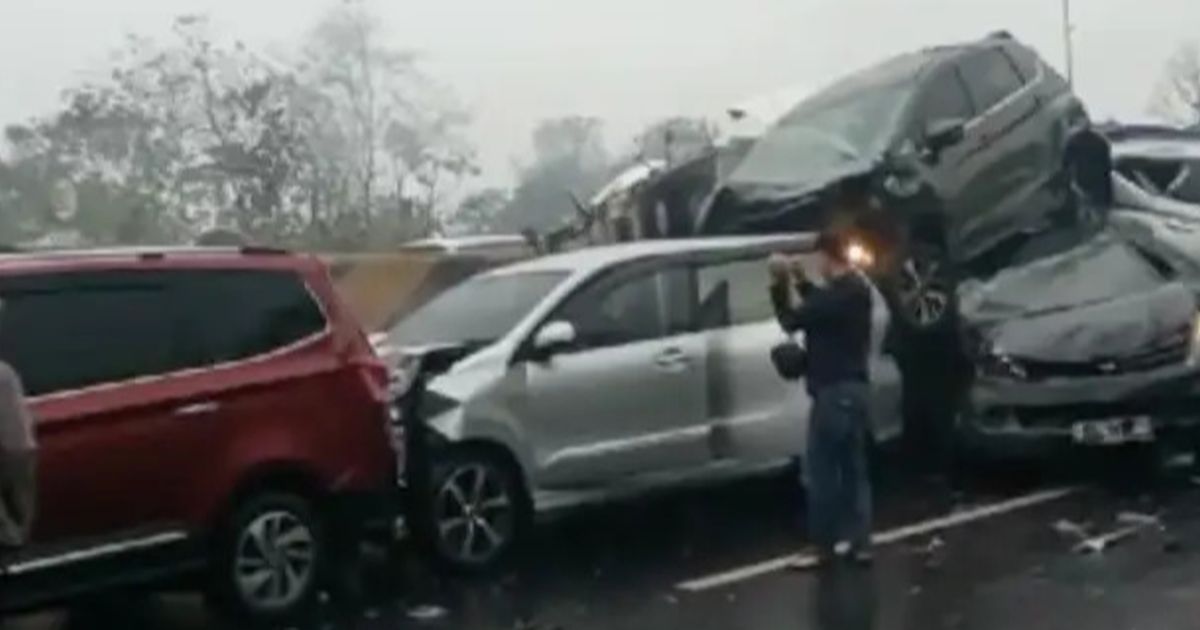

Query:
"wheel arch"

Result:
[[204, 460, 326, 533]]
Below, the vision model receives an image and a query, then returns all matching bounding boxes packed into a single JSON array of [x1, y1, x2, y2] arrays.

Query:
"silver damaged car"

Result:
[[380, 236, 902, 570]]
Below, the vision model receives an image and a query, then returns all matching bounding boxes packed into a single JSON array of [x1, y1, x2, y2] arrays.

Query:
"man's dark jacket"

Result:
[[770, 272, 872, 394]]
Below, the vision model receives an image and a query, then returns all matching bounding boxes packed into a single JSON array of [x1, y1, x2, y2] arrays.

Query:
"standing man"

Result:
[[770, 231, 874, 566], [0, 313, 36, 570]]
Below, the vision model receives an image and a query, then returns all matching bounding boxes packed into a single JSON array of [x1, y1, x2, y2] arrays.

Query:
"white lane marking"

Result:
[[676, 486, 1077, 592]]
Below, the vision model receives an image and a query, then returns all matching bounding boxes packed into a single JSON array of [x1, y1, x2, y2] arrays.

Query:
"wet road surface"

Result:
[[9, 453, 1200, 630]]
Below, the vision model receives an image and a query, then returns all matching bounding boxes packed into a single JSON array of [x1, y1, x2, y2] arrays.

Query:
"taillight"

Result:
[[351, 355, 391, 404]]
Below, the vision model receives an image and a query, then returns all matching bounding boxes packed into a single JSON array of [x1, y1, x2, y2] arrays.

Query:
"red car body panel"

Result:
[[9, 249, 395, 548]]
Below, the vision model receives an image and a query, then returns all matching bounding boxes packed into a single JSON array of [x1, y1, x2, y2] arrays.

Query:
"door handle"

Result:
[[654, 348, 691, 370], [174, 401, 220, 417]]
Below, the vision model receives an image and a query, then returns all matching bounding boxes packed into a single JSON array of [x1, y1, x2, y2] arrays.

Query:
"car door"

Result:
[[692, 253, 807, 463], [0, 270, 201, 544], [697, 254, 903, 462], [909, 65, 984, 259], [954, 47, 1045, 256], [520, 260, 709, 489], [167, 269, 339, 524]]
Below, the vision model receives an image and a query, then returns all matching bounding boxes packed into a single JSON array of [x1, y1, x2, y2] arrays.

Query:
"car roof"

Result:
[[488, 235, 815, 277], [0, 246, 317, 275], [786, 36, 1003, 112]]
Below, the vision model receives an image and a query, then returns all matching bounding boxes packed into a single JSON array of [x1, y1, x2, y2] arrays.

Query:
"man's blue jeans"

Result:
[[805, 381, 873, 552]]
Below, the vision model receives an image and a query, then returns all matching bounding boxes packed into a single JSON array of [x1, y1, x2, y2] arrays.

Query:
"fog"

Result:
[[1, 0, 1195, 186]]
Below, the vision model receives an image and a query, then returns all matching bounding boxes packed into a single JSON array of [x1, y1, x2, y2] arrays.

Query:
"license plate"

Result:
[[1071, 416, 1155, 445]]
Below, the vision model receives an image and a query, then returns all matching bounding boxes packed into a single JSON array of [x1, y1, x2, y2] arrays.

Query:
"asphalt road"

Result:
[[9, 451, 1200, 630]]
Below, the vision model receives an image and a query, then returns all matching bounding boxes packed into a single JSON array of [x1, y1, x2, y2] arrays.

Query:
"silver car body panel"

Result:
[[410, 236, 902, 513]]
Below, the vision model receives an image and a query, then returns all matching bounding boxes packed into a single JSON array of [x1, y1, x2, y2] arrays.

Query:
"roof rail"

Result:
[[239, 245, 290, 256], [987, 30, 1013, 40]]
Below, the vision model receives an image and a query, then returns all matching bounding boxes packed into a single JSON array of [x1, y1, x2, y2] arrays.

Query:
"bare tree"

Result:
[[1152, 43, 1200, 127], [299, 1, 476, 243]]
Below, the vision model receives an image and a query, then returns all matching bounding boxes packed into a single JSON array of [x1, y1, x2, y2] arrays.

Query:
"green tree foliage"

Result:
[[0, 5, 476, 251]]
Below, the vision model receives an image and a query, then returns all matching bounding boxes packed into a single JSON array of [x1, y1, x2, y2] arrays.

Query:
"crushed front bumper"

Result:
[[962, 363, 1200, 458]]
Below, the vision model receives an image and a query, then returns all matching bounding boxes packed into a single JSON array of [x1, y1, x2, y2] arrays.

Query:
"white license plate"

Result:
[[1071, 416, 1155, 445]]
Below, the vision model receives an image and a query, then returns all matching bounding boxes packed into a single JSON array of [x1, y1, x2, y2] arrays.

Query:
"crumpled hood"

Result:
[[723, 151, 878, 204], [982, 282, 1195, 363]]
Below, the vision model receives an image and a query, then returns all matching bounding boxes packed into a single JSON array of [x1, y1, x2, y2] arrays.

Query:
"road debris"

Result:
[[407, 604, 449, 622], [1052, 518, 1091, 540], [1075, 524, 1144, 554], [1117, 511, 1165, 531]]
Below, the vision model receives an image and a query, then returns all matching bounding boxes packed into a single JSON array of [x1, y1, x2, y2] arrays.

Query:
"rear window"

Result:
[[696, 257, 775, 327], [174, 270, 327, 368], [958, 49, 1024, 112]]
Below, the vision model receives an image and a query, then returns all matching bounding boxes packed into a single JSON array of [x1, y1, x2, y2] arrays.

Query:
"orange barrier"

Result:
[[323, 252, 525, 332]]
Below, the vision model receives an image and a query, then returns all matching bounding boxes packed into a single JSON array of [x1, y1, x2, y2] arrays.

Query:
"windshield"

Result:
[[730, 80, 912, 188], [387, 271, 567, 347]]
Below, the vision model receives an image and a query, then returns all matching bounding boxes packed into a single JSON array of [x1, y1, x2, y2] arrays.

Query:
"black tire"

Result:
[[207, 492, 325, 626], [417, 447, 530, 573], [887, 241, 957, 334], [1053, 154, 1091, 229]]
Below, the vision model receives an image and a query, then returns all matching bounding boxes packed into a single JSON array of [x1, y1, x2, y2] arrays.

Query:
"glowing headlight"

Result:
[[979, 342, 1028, 380], [845, 241, 875, 269]]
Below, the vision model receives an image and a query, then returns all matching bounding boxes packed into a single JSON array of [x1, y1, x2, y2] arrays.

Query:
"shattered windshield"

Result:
[[387, 271, 567, 347], [730, 80, 912, 188]]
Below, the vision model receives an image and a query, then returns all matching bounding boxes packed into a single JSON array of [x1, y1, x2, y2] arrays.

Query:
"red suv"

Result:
[[0, 247, 396, 623]]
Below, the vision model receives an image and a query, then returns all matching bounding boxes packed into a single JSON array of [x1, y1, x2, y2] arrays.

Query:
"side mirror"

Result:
[[531, 321, 577, 358], [924, 118, 966, 159]]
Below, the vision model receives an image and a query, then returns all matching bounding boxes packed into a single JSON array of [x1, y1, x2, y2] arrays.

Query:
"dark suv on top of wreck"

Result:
[[698, 32, 1091, 331]]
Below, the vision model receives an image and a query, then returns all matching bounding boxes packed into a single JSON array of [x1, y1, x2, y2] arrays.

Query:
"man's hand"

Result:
[[789, 256, 809, 284], [768, 253, 791, 284]]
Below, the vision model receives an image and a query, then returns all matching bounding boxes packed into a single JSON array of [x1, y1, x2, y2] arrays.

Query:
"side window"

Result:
[[0, 274, 175, 397], [1003, 46, 1039, 83], [918, 69, 975, 129], [175, 270, 327, 368], [958, 49, 1024, 113], [696, 258, 774, 328], [555, 267, 690, 350]]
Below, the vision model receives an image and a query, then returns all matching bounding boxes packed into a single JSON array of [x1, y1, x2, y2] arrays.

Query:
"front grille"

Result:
[[1017, 329, 1189, 380]]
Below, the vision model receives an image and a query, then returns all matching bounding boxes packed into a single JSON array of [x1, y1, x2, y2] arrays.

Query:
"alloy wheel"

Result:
[[233, 510, 316, 612], [434, 463, 515, 565], [897, 256, 950, 328]]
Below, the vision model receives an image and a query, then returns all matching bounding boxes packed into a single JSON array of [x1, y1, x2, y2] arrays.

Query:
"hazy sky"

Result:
[[1, 0, 1195, 188]]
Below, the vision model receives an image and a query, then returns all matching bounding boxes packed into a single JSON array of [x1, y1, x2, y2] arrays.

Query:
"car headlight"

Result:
[[978, 342, 1028, 380]]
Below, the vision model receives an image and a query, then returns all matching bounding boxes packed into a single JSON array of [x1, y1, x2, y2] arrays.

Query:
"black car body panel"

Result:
[[698, 34, 1088, 268]]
